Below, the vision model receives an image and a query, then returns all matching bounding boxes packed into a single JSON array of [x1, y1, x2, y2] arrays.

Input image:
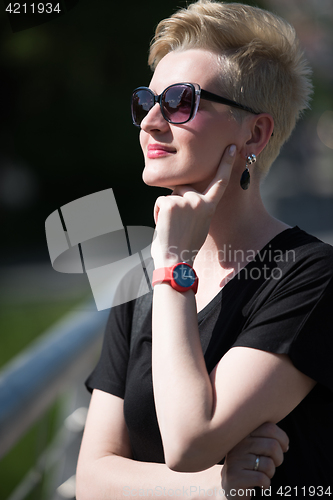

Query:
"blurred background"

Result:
[[0, 0, 332, 498]]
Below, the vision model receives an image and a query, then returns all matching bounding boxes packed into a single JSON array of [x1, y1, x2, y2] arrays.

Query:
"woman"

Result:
[[77, 1, 333, 498]]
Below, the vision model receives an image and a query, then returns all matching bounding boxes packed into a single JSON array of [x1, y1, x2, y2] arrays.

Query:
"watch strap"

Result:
[[152, 266, 173, 285], [152, 262, 198, 294]]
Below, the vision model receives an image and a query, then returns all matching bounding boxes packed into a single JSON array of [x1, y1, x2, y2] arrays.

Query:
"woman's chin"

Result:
[[142, 165, 210, 192], [142, 169, 176, 189]]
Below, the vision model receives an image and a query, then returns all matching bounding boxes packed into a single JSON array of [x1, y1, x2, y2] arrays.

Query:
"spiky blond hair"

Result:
[[148, 0, 313, 173]]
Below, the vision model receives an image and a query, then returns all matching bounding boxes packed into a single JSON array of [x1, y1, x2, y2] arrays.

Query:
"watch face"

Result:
[[173, 263, 196, 288]]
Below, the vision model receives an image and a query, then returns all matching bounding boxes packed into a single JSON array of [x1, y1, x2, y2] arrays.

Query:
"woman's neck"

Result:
[[194, 183, 290, 272]]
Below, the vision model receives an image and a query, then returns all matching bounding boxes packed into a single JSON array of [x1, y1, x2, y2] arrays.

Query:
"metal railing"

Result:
[[0, 302, 109, 499]]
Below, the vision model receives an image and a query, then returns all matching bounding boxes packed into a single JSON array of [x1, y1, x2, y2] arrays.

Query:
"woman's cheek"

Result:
[[139, 129, 148, 154]]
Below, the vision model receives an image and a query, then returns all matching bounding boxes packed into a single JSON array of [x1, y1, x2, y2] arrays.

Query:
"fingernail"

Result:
[[229, 145, 236, 157]]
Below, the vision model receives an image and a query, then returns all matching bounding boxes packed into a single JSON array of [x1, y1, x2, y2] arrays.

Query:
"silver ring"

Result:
[[254, 456, 260, 471]]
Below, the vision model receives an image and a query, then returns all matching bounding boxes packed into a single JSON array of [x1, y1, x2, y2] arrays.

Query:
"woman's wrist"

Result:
[[152, 239, 196, 268], [153, 252, 195, 269], [153, 257, 182, 269]]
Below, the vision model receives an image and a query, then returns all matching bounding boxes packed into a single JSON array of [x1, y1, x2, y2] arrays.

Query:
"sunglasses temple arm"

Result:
[[199, 89, 273, 135], [199, 89, 259, 115]]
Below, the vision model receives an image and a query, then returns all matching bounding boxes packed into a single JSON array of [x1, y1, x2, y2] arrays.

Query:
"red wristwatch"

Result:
[[152, 262, 198, 294]]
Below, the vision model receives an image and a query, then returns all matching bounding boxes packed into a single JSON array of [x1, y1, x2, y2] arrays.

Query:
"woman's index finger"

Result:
[[203, 144, 237, 202]]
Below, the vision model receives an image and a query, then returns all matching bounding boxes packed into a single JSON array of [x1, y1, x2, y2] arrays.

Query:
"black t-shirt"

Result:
[[86, 227, 333, 497]]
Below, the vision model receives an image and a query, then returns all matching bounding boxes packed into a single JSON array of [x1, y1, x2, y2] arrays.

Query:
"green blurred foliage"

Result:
[[0, 399, 60, 499], [0, 298, 86, 368]]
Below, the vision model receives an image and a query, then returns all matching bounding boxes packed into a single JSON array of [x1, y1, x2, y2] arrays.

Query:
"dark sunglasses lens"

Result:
[[163, 85, 194, 123], [131, 89, 154, 126]]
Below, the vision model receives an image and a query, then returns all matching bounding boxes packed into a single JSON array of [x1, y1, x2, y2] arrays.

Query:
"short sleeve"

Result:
[[85, 299, 134, 398], [232, 245, 333, 392]]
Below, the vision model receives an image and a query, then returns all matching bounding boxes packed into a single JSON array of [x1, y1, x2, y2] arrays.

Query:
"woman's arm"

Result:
[[76, 389, 222, 500], [150, 147, 316, 472], [76, 389, 288, 500], [152, 287, 314, 472]]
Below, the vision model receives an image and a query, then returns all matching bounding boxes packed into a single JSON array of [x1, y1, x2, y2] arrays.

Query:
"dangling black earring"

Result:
[[240, 154, 256, 190]]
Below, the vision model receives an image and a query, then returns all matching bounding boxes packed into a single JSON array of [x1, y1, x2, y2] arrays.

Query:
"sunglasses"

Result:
[[131, 82, 259, 127]]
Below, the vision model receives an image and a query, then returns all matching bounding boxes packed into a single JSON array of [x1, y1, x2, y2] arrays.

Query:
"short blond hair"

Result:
[[148, 0, 313, 174]]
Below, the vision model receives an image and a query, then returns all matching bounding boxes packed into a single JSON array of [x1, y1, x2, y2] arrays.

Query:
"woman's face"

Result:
[[139, 49, 248, 192]]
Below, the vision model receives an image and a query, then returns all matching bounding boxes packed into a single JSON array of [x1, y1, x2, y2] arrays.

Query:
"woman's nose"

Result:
[[140, 102, 170, 133]]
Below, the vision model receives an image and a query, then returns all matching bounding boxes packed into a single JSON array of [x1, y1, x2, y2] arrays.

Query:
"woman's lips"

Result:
[[147, 144, 176, 159]]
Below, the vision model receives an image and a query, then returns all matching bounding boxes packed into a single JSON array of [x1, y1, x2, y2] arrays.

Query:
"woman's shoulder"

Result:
[[275, 226, 333, 271]]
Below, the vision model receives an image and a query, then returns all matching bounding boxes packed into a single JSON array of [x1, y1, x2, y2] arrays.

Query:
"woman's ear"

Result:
[[244, 113, 274, 156]]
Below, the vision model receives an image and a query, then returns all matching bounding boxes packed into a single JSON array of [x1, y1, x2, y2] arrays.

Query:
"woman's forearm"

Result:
[[76, 454, 224, 500], [152, 282, 216, 471], [149, 147, 237, 471]]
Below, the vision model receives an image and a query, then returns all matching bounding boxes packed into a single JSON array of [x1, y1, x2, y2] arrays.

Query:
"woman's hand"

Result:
[[151, 145, 236, 267], [221, 422, 289, 499]]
